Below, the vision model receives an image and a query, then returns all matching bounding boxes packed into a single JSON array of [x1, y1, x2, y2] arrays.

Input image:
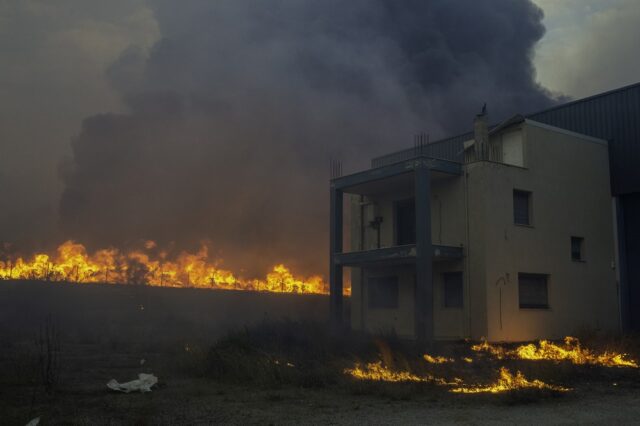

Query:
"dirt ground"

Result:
[[4, 344, 640, 425], [3, 281, 640, 425]]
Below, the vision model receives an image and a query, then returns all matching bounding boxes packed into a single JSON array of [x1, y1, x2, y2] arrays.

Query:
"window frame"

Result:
[[393, 198, 416, 246], [443, 272, 464, 309], [571, 236, 585, 262], [513, 189, 533, 226], [518, 272, 549, 310]]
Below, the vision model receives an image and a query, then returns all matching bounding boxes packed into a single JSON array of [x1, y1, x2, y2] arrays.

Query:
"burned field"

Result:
[[3, 282, 640, 425]]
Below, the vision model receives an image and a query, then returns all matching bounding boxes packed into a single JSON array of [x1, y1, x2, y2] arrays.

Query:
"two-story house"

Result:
[[329, 110, 619, 342]]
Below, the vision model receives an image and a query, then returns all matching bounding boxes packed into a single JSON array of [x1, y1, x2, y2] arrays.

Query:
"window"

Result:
[[395, 198, 416, 245], [571, 237, 584, 261], [513, 190, 531, 225], [502, 130, 524, 167], [368, 275, 399, 309], [443, 272, 463, 308], [518, 273, 549, 309]]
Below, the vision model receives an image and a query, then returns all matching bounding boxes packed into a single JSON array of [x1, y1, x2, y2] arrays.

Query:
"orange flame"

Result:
[[471, 337, 638, 368], [423, 354, 454, 364], [345, 362, 568, 393], [344, 361, 461, 386], [450, 367, 569, 394], [0, 240, 344, 295]]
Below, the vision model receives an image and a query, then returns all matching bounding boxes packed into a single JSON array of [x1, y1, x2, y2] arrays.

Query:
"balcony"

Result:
[[333, 244, 463, 267]]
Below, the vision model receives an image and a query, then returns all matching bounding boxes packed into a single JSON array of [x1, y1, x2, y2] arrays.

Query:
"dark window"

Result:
[[368, 275, 399, 309], [443, 272, 463, 308], [571, 236, 584, 261], [519, 273, 549, 309], [513, 190, 531, 225], [395, 198, 416, 245]]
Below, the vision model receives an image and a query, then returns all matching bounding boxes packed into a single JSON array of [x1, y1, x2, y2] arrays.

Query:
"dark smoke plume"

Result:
[[59, 0, 555, 275]]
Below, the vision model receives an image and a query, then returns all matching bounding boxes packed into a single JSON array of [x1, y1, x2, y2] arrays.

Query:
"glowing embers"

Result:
[[472, 337, 638, 368], [0, 240, 334, 295], [450, 367, 569, 394], [423, 354, 453, 364]]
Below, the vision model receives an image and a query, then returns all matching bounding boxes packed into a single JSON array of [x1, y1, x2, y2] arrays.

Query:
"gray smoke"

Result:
[[59, 0, 555, 275]]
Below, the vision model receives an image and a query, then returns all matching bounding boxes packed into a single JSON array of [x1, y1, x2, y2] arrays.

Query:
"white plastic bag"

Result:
[[107, 373, 158, 393]]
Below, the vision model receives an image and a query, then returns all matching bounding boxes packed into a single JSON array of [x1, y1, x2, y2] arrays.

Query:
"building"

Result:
[[329, 83, 640, 342]]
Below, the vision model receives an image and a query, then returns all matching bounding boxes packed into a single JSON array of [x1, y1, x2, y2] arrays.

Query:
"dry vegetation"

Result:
[[3, 281, 640, 425]]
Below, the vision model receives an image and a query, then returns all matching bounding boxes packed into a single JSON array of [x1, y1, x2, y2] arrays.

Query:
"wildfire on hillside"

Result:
[[0, 240, 343, 295]]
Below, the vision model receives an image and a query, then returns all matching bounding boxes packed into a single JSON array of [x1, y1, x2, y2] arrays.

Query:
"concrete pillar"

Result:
[[330, 185, 344, 328], [414, 162, 433, 344]]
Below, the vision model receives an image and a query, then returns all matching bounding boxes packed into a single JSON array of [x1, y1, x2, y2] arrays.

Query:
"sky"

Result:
[[533, 0, 640, 97], [1, 0, 638, 275]]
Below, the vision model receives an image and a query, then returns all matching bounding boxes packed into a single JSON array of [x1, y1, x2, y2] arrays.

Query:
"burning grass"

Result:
[[0, 240, 340, 295], [449, 367, 570, 394], [471, 336, 638, 368], [204, 321, 640, 403], [344, 361, 461, 386], [343, 358, 568, 395]]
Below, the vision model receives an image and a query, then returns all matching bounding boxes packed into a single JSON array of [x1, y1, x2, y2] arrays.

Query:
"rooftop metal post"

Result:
[[414, 161, 433, 345], [330, 184, 344, 329]]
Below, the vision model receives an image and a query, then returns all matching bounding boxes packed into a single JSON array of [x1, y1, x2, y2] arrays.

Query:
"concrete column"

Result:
[[330, 185, 344, 328], [414, 162, 433, 344]]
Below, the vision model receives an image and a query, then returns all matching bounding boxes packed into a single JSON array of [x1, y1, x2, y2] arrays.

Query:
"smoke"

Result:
[[59, 0, 555, 275]]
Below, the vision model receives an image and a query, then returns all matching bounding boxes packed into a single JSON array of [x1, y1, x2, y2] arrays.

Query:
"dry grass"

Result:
[[2, 282, 640, 423], [202, 321, 640, 404]]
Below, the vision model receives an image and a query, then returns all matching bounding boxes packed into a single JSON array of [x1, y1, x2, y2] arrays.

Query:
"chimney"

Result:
[[474, 103, 489, 160]]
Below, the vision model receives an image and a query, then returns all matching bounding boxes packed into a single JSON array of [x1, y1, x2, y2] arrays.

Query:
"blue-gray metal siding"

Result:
[[622, 193, 640, 330]]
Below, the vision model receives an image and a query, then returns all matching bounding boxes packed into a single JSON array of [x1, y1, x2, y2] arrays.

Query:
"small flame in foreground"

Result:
[[450, 367, 569, 394], [472, 337, 638, 368], [0, 240, 341, 295], [423, 354, 454, 364], [343, 361, 461, 386], [344, 362, 565, 393]]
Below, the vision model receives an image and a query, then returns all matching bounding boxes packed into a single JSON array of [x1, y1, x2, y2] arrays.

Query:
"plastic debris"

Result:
[[107, 373, 158, 393], [25, 417, 40, 426]]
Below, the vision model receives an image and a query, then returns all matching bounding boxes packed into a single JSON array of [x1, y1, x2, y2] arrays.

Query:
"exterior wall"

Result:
[[468, 122, 618, 341], [465, 163, 490, 339], [361, 266, 415, 338]]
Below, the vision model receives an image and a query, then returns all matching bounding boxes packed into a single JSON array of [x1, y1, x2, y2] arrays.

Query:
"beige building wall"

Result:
[[468, 121, 618, 341], [348, 119, 618, 342]]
